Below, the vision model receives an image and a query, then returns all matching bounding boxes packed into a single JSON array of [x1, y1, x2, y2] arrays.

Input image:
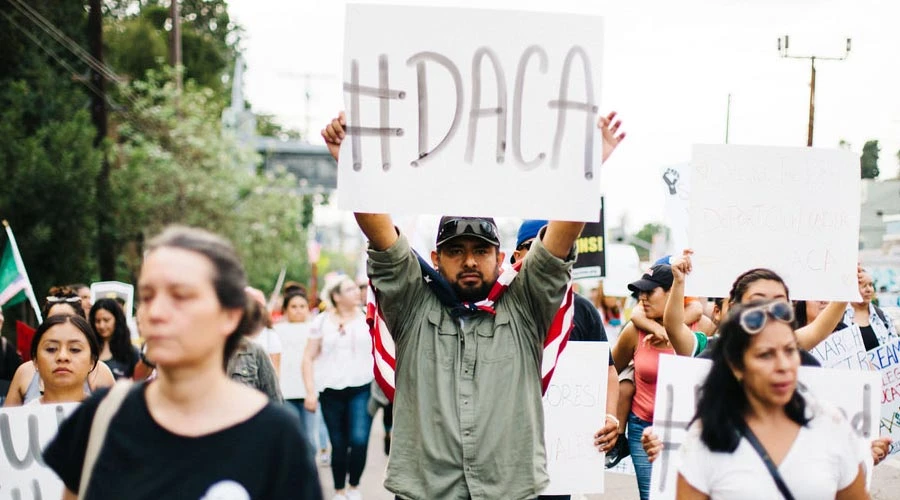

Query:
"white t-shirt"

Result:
[[678, 404, 865, 500], [309, 312, 373, 391], [249, 328, 283, 355], [273, 321, 311, 400]]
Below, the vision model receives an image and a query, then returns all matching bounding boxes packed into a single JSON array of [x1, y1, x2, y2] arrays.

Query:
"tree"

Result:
[[860, 140, 880, 179], [0, 1, 102, 300], [109, 71, 309, 291]]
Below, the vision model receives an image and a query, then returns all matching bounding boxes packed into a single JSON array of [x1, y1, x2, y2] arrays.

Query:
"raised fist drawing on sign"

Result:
[[662, 168, 680, 195]]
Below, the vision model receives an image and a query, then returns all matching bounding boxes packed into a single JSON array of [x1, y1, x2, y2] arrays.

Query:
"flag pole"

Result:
[[2, 220, 43, 324]]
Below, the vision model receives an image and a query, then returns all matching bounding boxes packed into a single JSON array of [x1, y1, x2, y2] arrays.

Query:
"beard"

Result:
[[437, 265, 497, 302], [450, 280, 494, 302]]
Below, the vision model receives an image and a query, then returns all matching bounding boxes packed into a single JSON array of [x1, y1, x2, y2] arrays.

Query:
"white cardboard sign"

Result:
[[866, 338, 900, 457], [685, 145, 861, 301], [660, 162, 690, 255], [541, 341, 609, 495], [0, 403, 78, 500], [649, 355, 880, 500], [809, 325, 869, 370], [338, 4, 605, 221], [598, 244, 641, 298]]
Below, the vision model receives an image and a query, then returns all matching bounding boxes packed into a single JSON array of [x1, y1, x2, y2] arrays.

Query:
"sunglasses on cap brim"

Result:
[[739, 301, 795, 334], [437, 218, 498, 244]]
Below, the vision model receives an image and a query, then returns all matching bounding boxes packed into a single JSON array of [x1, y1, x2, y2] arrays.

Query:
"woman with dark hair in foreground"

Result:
[[676, 300, 868, 500]]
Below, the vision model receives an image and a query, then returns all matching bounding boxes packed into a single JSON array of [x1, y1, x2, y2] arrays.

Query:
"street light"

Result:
[[777, 35, 851, 147]]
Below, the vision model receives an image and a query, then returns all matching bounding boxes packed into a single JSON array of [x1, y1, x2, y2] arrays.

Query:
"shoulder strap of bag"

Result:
[[78, 380, 134, 499], [739, 424, 796, 500], [874, 305, 888, 326]]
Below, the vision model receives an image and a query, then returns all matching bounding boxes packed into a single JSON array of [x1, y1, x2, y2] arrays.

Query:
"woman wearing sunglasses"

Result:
[[676, 300, 868, 500]]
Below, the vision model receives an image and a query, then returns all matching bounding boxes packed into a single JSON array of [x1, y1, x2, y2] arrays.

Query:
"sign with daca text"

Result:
[[337, 5, 605, 221], [685, 144, 861, 302]]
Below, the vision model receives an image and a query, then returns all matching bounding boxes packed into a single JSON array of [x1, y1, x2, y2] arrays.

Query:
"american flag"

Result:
[[366, 255, 575, 402]]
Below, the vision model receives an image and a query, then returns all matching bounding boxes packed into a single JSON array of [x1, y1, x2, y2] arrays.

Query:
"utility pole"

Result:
[[170, 0, 183, 92], [88, 0, 115, 279], [778, 35, 851, 147]]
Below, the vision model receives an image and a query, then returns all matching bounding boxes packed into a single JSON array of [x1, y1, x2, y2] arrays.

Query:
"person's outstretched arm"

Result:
[[321, 112, 398, 251], [665, 250, 699, 356]]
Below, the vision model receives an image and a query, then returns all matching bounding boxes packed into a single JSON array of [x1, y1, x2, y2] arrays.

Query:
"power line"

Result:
[[0, 9, 107, 101], [8, 0, 121, 83]]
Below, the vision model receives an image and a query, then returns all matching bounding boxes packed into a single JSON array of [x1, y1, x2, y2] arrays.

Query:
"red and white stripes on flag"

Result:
[[366, 261, 575, 402]]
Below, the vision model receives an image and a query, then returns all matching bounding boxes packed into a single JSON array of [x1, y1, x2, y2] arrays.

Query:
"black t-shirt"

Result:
[[860, 325, 880, 352], [43, 382, 322, 500], [571, 294, 614, 366], [699, 336, 822, 367], [102, 345, 139, 379]]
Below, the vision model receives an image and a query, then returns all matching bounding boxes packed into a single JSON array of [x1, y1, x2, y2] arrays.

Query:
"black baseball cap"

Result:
[[436, 216, 501, 247], [628, 264, 674, 295]]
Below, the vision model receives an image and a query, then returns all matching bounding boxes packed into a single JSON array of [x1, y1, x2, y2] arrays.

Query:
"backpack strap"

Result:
[[874, 305, 888, 326]]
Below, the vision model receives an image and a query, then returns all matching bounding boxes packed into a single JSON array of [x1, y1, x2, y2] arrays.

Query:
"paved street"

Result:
[[319, 412, 900, 500]]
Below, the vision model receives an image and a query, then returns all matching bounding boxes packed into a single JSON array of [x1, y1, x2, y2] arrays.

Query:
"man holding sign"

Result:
[[322, 109, 622, 499]]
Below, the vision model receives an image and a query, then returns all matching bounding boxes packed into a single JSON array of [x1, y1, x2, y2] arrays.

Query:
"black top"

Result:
[[44, 382, 322, 500], [859, 325, 880, 352], [699, 336, 822, 367], [571, 294, 615, 366], [102, 345, 139, 379]]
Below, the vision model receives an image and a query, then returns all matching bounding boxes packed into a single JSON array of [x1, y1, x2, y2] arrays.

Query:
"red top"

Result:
[[632, 329, 676, 422]]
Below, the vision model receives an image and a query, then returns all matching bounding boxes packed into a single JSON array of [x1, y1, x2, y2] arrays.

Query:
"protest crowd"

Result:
[[2, 4, 900, 500]]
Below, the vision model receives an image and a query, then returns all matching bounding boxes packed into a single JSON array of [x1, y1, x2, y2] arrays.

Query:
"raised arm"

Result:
[[320, 112, 399, 251], [796, 301, 848, 351], [665, 250, 699, 356], [541, 112, 625, 260], [542, 221, 584, 260]]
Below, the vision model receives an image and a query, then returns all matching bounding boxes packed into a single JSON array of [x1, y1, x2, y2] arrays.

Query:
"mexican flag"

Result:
[[0, 241, 27, 308]]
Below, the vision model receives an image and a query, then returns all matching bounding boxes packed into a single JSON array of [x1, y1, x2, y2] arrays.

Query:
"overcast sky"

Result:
[[228, 0, 900, 232]]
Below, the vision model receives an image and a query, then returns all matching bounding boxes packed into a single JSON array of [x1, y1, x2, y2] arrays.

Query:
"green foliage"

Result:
[[256, 114, 303, 141], [110, 71, 309, 290], [102, 0, 237, 109], [861, 140, 880, 179], [0, 1, 101, 298], [104, 15, 167, 81]]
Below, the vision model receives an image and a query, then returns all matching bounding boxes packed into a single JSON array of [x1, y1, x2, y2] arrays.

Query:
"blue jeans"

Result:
[[285, 399, 321, 457], [627, 412, 653, 500], [320, 384, 374, 489]]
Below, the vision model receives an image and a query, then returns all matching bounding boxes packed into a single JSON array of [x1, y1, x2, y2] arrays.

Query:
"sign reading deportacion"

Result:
[[337, 4, 606, 221]]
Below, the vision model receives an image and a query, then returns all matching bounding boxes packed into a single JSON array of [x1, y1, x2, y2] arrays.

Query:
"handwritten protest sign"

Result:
[[660, 163, 690, 255], [338, 5, 605, 220], [649, 355, 880, 500], [809, 325, 869, 370], [573, 200, 606, 280], [866, 338, 900, 457], [542, 342, 609, 494], [685, 145, 861, 301], [0, 403, 77, 500]]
